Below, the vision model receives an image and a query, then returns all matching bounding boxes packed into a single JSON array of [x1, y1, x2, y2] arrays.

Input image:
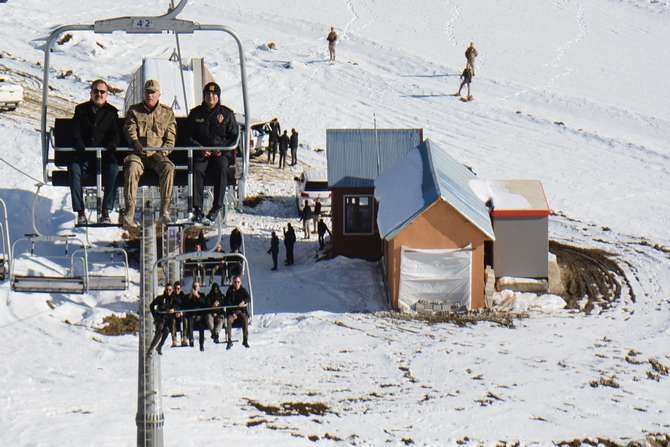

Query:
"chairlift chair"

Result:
[[0, 199, 11, 281]]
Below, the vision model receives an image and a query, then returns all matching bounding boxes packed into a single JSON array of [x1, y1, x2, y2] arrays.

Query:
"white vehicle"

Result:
[[0, 78, 23, 111], [248, 119, 270, 158], [294, 168, 331, 214]]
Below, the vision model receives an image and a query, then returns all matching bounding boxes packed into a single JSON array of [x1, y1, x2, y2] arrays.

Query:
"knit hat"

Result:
[[203, 81, 221, 97]]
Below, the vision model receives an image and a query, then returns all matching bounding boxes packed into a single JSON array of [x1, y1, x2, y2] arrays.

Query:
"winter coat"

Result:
[[313, 201, 322, 216], [150, 293, 175, 319], [465, 46, 478, 62], [301, 204, 313, 221], [268, 234, 279, 255], [206, 285, 224, 310], [278, 134, 289, 153], [72, 101, 121, 163], [284, 227, 296, 248], [124, 102, 176, 156], [317, 220, 331, 237], [289, 131, 299, 150], [269, 120, 281, 144], [224, 285, 251, 316], [229, 228, 242, 253], [186, 102, 238, 162]]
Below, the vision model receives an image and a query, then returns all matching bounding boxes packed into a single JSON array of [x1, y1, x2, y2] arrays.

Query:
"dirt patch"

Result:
[[549, 241, 634, 312], [95, 313, 139, 336], [245, 399, 331, 417], [381, 310, 528, 329]]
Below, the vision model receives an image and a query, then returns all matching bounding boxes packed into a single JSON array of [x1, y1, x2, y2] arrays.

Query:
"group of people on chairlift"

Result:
[[148, 274, 251, 355], [68, 78, 238, 228]]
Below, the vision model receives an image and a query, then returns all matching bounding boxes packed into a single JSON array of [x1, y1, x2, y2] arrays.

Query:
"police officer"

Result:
[[186, 81, 239, 224]]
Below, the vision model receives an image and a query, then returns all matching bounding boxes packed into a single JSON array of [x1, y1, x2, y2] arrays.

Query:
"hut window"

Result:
[[344, 195, 374, 235]]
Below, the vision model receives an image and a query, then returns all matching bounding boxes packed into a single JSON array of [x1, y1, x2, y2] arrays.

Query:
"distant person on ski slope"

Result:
[[465, 42, 478, 76], [289, 128, 299, 166], [268, 231, 279, 270], [457, 66, 473, 101], [284, 223, 296, 265], [327, 26, 338, 62]]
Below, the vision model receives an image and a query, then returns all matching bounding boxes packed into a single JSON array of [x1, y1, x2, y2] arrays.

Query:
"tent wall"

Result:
[[384, 200, 488, 310], [492, 216, 548, 278]]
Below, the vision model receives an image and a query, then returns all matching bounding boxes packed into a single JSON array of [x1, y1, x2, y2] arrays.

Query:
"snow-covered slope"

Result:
[[0, 0, 669, 445]]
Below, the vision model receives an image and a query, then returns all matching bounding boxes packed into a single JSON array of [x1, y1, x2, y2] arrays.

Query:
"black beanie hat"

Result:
[[203, 81, 221, 97]]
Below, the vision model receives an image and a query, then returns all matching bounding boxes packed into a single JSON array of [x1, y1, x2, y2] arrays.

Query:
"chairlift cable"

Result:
[[171, 0, 189, 113], [0, 156, 44, 185]]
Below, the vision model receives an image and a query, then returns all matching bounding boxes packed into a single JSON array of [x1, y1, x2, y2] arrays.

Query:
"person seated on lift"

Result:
[[69, 79, 121, 225], [186, 82, 239, 224]]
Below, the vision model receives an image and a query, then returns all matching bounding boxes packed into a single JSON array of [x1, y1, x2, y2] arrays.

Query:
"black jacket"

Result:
[[187, 102, 239, 161], [278, 134, 289, 153], [269, 120, 281, 143], [150, 293, 175, 319], [289, 131, 299, 150], [268, 235, 279, 255], [229, 228, 242, 253], [284, 227, 296, 247], [72, 101, 120, 162], [224, 285, 251, 316]]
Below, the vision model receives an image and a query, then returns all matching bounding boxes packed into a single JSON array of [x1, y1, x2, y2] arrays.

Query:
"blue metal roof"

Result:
[[375, 140, 495, 241], [327, 129, 422, 188]]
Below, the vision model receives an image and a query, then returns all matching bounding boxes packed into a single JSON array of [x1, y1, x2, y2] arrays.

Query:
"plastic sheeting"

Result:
[[398, 245, 472, 311]]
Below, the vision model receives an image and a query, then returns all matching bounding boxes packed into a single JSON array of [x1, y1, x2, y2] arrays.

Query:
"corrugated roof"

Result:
[[327, 129, 422, 188], [375, 140, 495, 241]]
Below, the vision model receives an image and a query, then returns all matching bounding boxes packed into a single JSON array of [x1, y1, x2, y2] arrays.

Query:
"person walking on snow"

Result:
[[327, 26, 338, 62], [457, 66, 473, 101], [289, 128, 299, 166], [284, 223, 296, 265], [278, 130, 289, 169], [300, 200, 313, 239], [317, 218, 332, 250], [465, 42, 478, 76], [267, 231, 279, 270]]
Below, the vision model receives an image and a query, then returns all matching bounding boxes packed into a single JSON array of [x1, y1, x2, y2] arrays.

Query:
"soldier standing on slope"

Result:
[[465, 42, 478, 76]]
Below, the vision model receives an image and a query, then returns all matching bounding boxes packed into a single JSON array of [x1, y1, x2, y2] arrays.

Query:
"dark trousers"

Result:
[[68, 158, 119, 212], [226, 311, 248, 343], [290, 147, 297, 165], [278, 151, 286, 169], [193, 155, 228, 211], [148, 316, 171, 352], [186, 314, 205, 348], [318, 233, 326, 250], [271, 251, 278, 269], [286, 245, 294, 265]]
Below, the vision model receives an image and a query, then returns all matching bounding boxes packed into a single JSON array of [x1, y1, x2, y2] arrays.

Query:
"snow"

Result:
[[1, 0, 670, 445]]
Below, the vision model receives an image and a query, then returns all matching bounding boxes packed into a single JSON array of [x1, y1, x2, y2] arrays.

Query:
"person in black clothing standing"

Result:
[[289, 128, 299, 166], [267, 231, 279, 270], [148, 284, 177, 355], [69, 79, 121, 225], [317, 218, 332, 250], [186, 82, 239, 224], [278, 130, 289, 169], [284, 223, 296, 265], [229, 227, 242, 253], [224, 275, 251, 349], [300, 200, 313, 239], [267, 117, 281, 164]]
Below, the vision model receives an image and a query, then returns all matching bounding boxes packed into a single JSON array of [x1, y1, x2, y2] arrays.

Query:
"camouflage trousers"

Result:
[[123, 152, 175, 225]]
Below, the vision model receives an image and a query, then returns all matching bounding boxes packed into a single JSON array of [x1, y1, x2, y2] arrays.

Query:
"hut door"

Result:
[[398, 245, 472, 311]]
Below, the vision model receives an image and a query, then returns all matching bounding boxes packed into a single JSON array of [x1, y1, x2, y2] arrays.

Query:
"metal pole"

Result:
[[136, 195, 164, 446]]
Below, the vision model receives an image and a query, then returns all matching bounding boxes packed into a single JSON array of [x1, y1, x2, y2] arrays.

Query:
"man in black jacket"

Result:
[[148, 284, 177, 355], [267, 117, 280, 164], [289, 128, 299, 166], [224, 275, 251, 349], [278, 130, 289, 169], [186, 82, 239, 224], [69, 79, 121, 225], [283, 223, 296, 265]]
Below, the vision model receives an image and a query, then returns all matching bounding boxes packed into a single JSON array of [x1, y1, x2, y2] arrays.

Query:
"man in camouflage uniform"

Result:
[[465, 42, 478, 76], [122, 79, 176, 228]]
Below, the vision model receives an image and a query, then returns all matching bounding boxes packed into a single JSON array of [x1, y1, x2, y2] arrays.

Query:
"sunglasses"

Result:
[[92, 88, 108, 95]]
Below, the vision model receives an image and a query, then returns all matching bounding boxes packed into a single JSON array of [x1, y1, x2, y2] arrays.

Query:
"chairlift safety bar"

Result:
[[40, 4, 251, 204]]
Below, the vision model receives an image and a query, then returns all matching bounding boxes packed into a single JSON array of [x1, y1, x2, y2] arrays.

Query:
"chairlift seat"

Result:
[[86, 274, 128, 291], [52, 118, 237, 188], [12, 275, 86, 293]]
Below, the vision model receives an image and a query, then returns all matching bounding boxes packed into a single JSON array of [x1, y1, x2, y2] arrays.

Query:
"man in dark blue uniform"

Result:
[[186, 82, 239, 224]]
